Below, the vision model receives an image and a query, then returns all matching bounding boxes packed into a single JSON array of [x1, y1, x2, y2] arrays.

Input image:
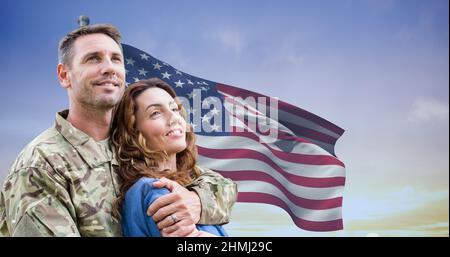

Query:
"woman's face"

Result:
[[134, 87, 187, 155]]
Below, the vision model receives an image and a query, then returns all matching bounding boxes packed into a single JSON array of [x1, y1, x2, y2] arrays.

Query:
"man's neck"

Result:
[[67, 104, 112, 141]]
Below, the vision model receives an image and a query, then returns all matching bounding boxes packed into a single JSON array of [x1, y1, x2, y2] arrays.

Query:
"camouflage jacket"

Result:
[[0, 110, 237, 237]]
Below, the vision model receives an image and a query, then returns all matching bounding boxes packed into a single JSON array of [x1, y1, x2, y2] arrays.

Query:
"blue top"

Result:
[[121, 177, 227, 237]]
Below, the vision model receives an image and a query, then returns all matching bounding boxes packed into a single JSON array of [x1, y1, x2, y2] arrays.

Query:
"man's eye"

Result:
[[87, 56, 100, 62], [112, 57, 123, 63]]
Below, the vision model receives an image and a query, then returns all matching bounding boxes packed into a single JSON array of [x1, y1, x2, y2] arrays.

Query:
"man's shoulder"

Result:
[[10, 126, 66, 171]]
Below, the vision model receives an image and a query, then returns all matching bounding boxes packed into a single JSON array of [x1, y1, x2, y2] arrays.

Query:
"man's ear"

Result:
[[57, 63, 71, 89]]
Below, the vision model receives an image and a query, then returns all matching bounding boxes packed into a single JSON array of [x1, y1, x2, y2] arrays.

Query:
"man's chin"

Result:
[[95, 97, 120, 109]]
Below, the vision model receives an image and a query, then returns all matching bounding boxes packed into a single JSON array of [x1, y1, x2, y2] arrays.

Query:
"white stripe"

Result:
[[197, 155, 344, 200], [197, 130, 331, 156], [236, 180, 342, 222], [219, 90, 342, 139]]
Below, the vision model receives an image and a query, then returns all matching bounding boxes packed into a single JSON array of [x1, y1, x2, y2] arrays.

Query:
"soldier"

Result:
[[0, 24, 237, 236]]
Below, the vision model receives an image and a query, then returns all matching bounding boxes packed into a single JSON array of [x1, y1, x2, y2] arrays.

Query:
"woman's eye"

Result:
[[150, 111, 160, 117]]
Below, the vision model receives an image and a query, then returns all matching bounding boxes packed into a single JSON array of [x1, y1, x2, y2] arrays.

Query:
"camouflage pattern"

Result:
[[0, 110, 237, 237], [187, 167, 238, 225]]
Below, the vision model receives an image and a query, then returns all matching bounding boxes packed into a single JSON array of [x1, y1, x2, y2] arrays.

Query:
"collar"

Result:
[[55, 110, 118, 168]]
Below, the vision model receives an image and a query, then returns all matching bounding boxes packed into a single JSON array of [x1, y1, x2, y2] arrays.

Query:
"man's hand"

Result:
[[147, 177, 202, 236]]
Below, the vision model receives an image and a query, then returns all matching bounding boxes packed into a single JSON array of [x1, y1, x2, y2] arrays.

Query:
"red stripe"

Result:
[[225, 97, 339, 145], [197, 146, 345, 187], [217, 83, 345, 136], [229, 130, 345, 167], [238, 192, 343, 231], [215, 169, 342, 209]]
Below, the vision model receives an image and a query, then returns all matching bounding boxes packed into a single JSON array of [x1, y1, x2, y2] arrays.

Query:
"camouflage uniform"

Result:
[[0, 110, 237, 237]]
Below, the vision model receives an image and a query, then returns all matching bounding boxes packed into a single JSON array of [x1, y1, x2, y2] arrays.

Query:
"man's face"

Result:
[[63, 33, 126, 110]]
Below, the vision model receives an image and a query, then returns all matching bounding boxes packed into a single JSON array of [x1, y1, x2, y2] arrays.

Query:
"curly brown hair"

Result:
[[111, 78, 200, 218]]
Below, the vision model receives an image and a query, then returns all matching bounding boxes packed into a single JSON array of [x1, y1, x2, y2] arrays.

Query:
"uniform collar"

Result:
[[55, 110, 118, 168]]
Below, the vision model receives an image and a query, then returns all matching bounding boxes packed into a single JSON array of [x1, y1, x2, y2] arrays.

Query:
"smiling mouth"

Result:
[[166, 129, 183, 136], [94, 80, 120, 87]]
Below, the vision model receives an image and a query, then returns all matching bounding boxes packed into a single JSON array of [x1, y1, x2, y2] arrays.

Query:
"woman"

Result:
[[111, 78, 232, 237]]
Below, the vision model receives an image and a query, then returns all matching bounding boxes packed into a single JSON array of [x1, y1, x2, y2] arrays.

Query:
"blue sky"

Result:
[[0, 0, 448, 236]]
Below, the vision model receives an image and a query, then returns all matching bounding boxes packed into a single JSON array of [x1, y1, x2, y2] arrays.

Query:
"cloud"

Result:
[[210, 28, 245, 56], [409, 98, 449, 122]]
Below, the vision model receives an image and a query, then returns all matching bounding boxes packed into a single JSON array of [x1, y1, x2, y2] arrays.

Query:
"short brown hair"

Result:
[[58, 24, 122, 66]]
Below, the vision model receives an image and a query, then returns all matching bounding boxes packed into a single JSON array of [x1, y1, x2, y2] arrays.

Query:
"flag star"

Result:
[[200, 86, 209, 91], [153, 62, 162, 70], [202, 99, 210, 107], [161, 71, 172, 79], [174, 80, 185, 88], [210, 107, 220, 115], [133, 77, 140, 82], [175, 70, 183, 75], [187, 108, 197, 116], [201, 115, 211, 123], [126, 82, 130, 86], [187, 91, 197, 99], [202, 81, 209, 85], [140, 53, 150, 60], [187, 79, 194, 85], [138, 68, 148, 76], [210, 124, 220, 131], [126, 58, 135, 66], [196, 81, 202, 85]]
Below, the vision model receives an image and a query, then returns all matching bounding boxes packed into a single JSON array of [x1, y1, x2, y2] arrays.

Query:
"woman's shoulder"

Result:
[[125, 177, 158, 197]]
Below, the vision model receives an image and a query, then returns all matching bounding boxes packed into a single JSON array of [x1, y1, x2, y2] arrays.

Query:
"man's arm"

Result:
[[186, 167, 237, 225], [1, 166, 79, 237], [147, 167, 237, 236]]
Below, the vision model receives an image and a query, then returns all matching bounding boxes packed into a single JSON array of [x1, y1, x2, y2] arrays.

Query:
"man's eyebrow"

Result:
[[82, 52, 100, 60], [112, 52, 123, 59]]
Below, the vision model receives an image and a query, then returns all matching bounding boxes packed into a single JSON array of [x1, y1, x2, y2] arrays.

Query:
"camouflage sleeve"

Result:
[[2, 165, 80, 237], [186, 167, 238, 225]]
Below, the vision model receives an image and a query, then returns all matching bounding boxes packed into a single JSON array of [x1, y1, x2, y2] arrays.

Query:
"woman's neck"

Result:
[[158, 154, 177, 172]]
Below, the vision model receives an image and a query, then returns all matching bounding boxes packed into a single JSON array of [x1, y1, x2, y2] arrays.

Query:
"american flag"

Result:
[[122, 44, 346, 231]]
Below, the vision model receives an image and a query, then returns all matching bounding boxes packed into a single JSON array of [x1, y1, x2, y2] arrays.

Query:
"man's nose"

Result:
[[101, 58, 117, 76]]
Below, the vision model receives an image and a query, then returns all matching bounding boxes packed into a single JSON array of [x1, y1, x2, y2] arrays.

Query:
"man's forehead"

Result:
[[73, 33, 122, 56]]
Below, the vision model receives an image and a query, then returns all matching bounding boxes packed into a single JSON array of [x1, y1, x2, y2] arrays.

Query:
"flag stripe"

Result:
[[224, 96, 339, 146], [221, 91, 343, 140], [217, 83, 345, 136], [196, 135, 346, 179], [238, 192, 343, 231], [198, 146, 345, 187], [216, 169, 342, 209], [198, 152, 345, 184], [236, 180, 342, 221]]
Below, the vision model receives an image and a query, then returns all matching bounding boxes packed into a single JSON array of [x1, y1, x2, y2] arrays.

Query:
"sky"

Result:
[[0, 0, 448, 237]]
